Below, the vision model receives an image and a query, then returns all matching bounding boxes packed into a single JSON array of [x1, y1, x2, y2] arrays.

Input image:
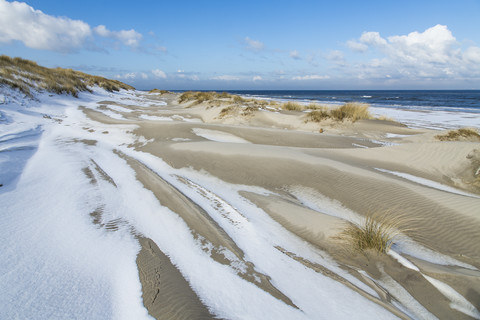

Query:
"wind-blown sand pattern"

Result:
[[1, 88, 480, 319]]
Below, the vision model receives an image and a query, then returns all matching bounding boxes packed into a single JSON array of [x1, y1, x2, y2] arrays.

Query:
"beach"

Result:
[[1, 88, 480, 319]]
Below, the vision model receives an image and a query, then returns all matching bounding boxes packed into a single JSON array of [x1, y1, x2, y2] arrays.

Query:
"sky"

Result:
[[1, 0, 480, 90]]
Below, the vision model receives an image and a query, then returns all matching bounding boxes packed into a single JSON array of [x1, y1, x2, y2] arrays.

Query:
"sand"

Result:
[[82, 91, 480, 319]]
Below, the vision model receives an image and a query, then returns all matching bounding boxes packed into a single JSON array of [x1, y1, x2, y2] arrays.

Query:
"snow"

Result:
[[139, 114, 174, 121], [388, 250, 420, 271], [1, 86, 395, 319], [0, 88, 152, 319], [423, 275, 480, 318], [192, 128, 251, 143], [370, 107, 480, 130], [1, 85, 478, 319], [375, 168, 480, 199]]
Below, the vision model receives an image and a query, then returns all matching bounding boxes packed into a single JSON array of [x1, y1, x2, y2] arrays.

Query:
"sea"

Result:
[[224, 90, 480, 130]]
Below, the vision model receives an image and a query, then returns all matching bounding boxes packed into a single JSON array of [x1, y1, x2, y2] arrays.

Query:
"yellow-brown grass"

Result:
[[306, 107, 330, 122], [330, 102, 372, 121], [148, 89, 172, 94], [178, 91, 250, 106], [178, 91, 222, 104], [281, 101, 304, 111], [306, 102, 373, 123], [0, 55, 134, 97], [336, 212, 409, 253], [435, 128, 480, 141]]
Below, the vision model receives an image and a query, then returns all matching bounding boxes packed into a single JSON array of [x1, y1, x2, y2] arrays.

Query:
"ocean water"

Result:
[[226, 90, 480, 130], [227, 90, 480, 113]]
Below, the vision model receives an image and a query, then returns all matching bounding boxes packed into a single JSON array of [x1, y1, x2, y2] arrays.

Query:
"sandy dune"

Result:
[[2, 88, 479, 319], [76, 91, 480, 319]]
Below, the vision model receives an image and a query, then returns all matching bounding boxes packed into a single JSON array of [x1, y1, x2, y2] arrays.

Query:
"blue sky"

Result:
[[1, 0, 480, 90]]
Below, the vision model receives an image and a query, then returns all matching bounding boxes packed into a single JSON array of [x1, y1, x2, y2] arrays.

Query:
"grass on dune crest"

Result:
[[177, 91, 374, 123], [281, 101, 304, 111], [148, 89, 172, 95], [0, 55, 134, 97], [435, 128, 480, 141], [178, 91, 234, 104], [307, 102, 373, 123], [336, 212, 410, 254]]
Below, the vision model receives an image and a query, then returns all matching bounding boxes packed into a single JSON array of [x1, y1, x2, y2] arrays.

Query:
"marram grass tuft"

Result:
[[336, 212, 410, 254]]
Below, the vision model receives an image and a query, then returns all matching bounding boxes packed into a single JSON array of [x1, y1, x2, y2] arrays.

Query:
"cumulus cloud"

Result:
[[151, 69, 167, 79], [0, 0, 143, 52], [211, 75, 240, 81], [292, 75, 330, 80], [115, 72, 148, 80], [463, 46, 480, 63], [175, 71, 199, 81], [94, 25, 142, 47], [290, 50, 301, 60], [346, 24, 480, 80], [0, 0, 91, 52], [326, 50, 345, 62], [115, 72, 137, 80], [244, 37, 264, 51], [347, 31, 387, 52], [346, 40, 367, 52], [253, 76, 262, 81]]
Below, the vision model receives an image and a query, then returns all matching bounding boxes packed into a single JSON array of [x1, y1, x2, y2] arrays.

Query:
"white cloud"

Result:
[[463, 46, 480, 63], [115, 72, 149, 80], [326, 50, 344, 61], [346, 40, 368, 52], [386, 25, 457, 64], [346, 24, 480, 80], [292, 75, 330, 80], [115, 72, 137, 80], [94, 25, 142, 47], [0, 0, 143, 52], [253, 76, 262, 81], [211, 75, 240, 81], [0, 0, 91, 52], [347, 31, 386, 52], [290, 50, 301, 60], [244, 37, 264, 51], [175, 71, 199, 81], [151, 69, 167, 79], [360, 31, 387, 47]]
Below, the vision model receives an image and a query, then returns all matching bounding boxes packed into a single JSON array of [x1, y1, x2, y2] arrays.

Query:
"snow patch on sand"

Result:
[[192, 128, 251, 143], [375, 168, 480, 198]]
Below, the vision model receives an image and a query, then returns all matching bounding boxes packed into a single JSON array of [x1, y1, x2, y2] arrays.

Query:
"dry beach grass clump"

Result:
[[308, 102, 373, 122], [435, 128, 480, 141], [336, 212, 409, 253]]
